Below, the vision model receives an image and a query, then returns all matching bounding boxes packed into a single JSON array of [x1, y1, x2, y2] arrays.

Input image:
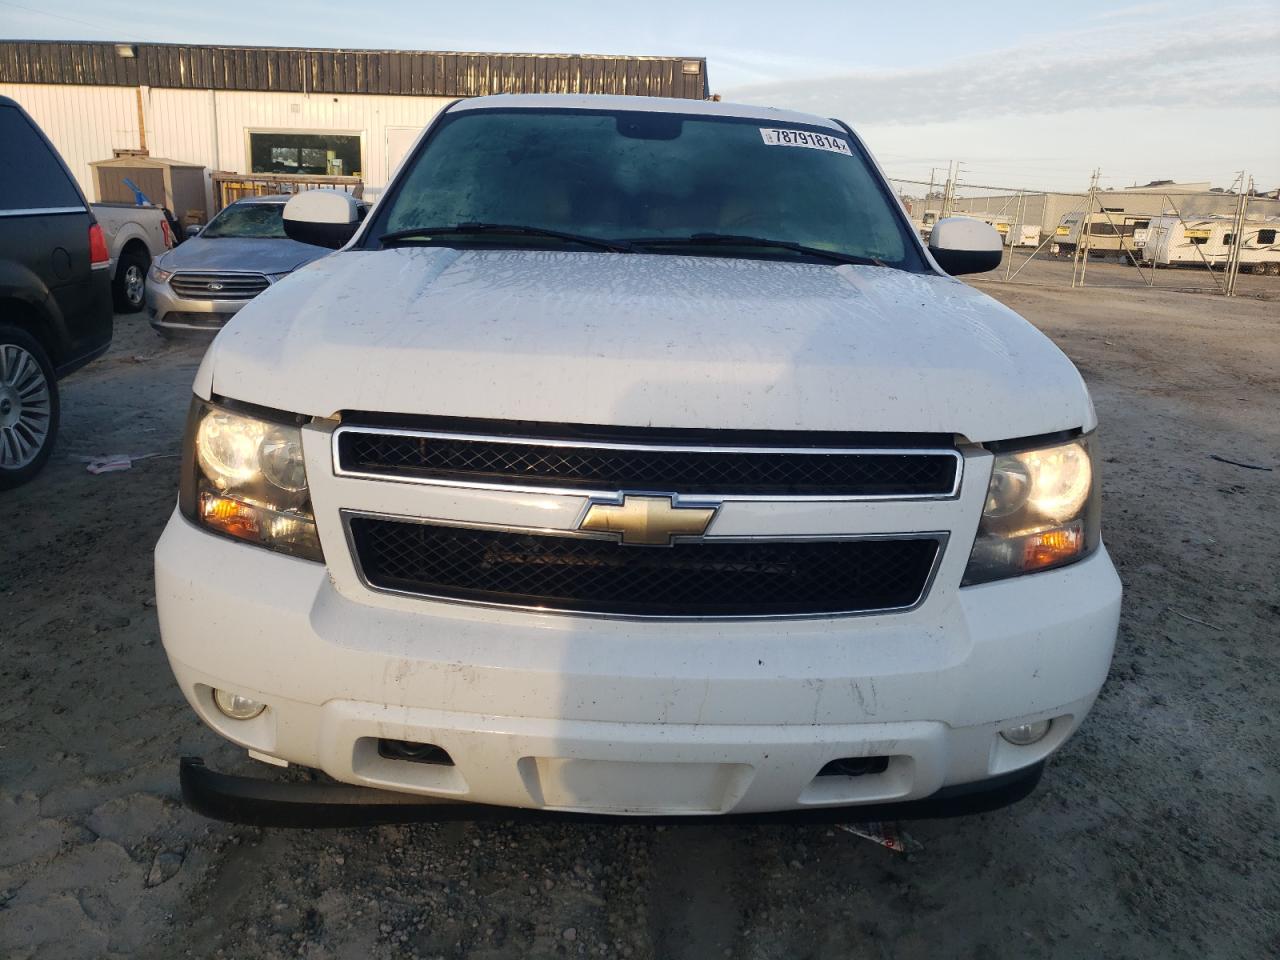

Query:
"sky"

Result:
[[2, 0, 1277, 191]]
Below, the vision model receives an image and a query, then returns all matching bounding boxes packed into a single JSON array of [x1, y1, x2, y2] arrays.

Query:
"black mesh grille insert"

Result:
[[349, 517, 942, 617], [337, 432, 957, 497]]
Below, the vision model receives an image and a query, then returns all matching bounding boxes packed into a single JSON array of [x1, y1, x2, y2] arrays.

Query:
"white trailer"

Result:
[[948, 212, 1041, 247], [1139, 216, 1280, 275], [1003, 222, 1042, 247]]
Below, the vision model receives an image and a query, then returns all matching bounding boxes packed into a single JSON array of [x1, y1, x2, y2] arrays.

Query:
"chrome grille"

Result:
[[334, 426, 961, 499], [170, 272, 270, 300]]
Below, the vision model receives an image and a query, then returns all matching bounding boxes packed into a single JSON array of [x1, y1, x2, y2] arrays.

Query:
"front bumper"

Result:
[[145, 281, 252, 334], [179, 755, 1045, 827], [156, 510, 1121, 817]]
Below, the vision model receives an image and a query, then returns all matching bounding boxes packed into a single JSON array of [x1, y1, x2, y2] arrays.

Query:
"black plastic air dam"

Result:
[[178, 756, 1044, 828]]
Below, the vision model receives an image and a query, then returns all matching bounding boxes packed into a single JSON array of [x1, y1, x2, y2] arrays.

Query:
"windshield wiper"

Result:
[[379, 222, 633, 253], [626, 233, 887, 267]]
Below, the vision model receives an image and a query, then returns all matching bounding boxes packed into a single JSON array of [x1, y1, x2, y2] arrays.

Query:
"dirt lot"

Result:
[[2, 276, 1277, 959], [982, 246, 1278, 297]]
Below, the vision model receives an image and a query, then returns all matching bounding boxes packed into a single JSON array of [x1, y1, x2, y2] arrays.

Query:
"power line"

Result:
[[0, 0, 161, 41]]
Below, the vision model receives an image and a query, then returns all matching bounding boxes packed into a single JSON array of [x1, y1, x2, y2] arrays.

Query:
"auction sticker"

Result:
[[759, 128, 852, 155]]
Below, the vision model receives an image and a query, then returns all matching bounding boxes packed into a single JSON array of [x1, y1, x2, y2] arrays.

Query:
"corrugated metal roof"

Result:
[[0, 40, 709, 99]]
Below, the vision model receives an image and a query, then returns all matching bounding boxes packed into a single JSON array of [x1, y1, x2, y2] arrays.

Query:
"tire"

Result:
[[0, 325, 60, 490], [112, 248, 150, 313], [1250, 262, 1268, 276], [1266, 262, 1280, 277]]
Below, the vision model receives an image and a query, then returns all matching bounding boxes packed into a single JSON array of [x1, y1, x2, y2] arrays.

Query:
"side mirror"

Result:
[[282, 190, 363, 249], [928, 218, 1003, 275], [185, 224, 202, 238]]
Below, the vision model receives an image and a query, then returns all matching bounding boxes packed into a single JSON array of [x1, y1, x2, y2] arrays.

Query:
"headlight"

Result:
[[962, 434, 1099, 585], [149, 264, 174, 284], [179, 398, 323, 562]]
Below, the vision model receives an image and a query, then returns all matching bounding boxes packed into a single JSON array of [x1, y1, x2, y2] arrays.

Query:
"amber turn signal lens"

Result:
[[1021, 524, 1082, 571], [200, 491, 262, 541]]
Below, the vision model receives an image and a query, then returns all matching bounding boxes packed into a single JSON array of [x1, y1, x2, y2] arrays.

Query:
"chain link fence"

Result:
[[886, 173, 1280, 296]]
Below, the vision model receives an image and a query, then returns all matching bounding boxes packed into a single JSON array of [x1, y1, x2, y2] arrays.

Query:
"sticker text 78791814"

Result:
[[759, 128, 853, 156]]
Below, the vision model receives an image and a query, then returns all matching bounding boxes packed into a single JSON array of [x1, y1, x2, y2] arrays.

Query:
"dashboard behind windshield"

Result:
[[369, 108, 923, 269]]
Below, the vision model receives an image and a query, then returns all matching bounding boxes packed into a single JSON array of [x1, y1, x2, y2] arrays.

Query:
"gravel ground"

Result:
[[1, 276, 1277, 959]]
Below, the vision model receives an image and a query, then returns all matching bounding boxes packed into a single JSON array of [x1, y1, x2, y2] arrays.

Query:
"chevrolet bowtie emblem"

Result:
[[579, 494, 717, 546]]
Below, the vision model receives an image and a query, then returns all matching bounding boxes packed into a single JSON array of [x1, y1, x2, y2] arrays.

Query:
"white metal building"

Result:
[[0, 40, 709, 213]]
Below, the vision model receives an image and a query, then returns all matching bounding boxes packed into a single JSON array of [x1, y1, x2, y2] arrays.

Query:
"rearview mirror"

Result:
[[928, 218, 1002, 275], [185, 224, 202, 238], [283, 190, 363, 249]]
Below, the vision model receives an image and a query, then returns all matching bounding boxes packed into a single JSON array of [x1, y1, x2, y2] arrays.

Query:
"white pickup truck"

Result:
[[155, 95, 1121, 825], [90, 202, 173, 312]]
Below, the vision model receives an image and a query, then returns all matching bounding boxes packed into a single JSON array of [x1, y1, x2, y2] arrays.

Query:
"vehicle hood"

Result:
[[202, 248, 1095, 441], [158, 236, 326, 275]]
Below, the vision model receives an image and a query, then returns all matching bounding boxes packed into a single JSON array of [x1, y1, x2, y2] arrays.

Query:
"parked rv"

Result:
[[912, 209, 939, 241], [1137, 216, 1280, 275], [953, 213, 1041, 248], [1052, 212, 1150, 262], [1004, 223, 1042, 248]]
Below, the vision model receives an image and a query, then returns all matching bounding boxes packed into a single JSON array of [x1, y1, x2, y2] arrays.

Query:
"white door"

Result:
[[385, 126, 423, 184]]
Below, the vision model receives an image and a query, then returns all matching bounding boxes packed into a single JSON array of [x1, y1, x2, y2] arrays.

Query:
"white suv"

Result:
[[156, 95, 1120, 824]]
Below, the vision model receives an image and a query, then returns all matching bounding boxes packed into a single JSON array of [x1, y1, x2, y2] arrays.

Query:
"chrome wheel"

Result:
[[124, 263, 145, 306], [0, 342, 52, 469]]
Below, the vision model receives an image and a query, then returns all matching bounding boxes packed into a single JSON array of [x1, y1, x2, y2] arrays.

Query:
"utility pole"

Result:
[[926, 167, 940, 219], [940, 160, 964, 218], [1006, 190, 1025, 280], [1225, 173, 1250, 297], [1074, 168, 1100, 288], [952, 161, 967, 216]]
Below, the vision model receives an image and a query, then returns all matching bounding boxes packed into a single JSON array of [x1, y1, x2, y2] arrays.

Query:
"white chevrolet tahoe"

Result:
[[155, 95, 1121, 825]]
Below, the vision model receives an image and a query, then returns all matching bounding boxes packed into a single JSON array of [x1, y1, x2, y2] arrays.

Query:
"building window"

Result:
[[1258, 229, 1277, 245], [249, 132, 361, 177]]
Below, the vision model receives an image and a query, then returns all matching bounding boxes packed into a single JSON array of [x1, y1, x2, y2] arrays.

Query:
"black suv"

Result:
[[0, 95, 112, 488]]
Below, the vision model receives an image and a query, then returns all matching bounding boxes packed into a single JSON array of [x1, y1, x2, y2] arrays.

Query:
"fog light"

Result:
[[1000, 719, 1051, 746], [213, 689, 266, 720]]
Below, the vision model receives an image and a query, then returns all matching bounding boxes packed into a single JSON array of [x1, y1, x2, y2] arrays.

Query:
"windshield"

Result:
[[202, 203, 287, 239], [372, 108, 921, 269]]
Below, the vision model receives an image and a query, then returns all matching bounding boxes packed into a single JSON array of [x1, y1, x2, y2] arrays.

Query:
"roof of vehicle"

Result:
[[225, 195, 292, 205], [450, 94, 843, 131]]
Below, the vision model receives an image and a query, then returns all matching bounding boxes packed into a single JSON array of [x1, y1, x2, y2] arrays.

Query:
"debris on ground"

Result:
[[1208, 454, 1273, 471], [146, 850, 185, 887], [837, 822, 920, 854], [81, 453, 171, 473], [1174, 610, 1222, 630]]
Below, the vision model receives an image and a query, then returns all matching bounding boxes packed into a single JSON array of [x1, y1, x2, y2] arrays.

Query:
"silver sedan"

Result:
[[146, 195, 331, 337]]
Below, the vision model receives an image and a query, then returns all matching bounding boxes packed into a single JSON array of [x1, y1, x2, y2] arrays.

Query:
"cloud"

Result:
[[719, 7, 1280, 190], [723, 17, 1280, 125]]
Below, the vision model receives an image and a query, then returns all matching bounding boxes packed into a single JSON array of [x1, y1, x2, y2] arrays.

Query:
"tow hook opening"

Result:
[[816, 756, 891, 778], [377, 739, 455, 766]]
